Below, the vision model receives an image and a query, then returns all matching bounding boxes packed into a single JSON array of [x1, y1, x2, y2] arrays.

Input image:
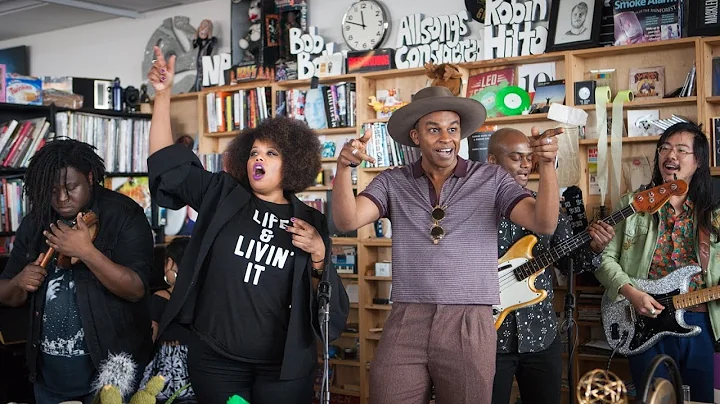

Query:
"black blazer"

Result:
[[148, 144, 350, 380]]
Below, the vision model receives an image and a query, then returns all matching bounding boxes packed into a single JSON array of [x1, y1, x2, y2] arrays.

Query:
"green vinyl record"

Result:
[[495, 85, 531, 116]]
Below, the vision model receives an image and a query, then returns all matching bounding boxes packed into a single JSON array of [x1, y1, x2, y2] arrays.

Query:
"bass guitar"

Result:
[[601, 265, 719, 356], [493, 179, 688, 330]]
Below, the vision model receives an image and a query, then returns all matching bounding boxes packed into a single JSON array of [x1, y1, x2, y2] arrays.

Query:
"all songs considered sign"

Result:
[[483, 0, 550, 59], [394, 10, 483, 69]]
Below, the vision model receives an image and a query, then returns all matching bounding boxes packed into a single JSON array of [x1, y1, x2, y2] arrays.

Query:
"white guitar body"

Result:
[[493, 237, 549, 329]]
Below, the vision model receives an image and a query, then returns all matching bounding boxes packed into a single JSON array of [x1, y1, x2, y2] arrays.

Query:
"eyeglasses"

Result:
[[658, 144, 693, 156], [431, 205, 446, 244]]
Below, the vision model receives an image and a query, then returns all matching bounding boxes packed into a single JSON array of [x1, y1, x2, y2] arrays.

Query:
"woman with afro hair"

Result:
[[145, 46, 349, 404]]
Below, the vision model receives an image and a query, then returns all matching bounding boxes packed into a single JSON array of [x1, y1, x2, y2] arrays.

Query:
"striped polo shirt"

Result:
[[360, 157, 531, 305]]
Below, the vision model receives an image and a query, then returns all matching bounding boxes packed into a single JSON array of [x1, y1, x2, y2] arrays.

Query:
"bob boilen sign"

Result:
[[483, 0, 550, 59], [394, 11, 483, 69]]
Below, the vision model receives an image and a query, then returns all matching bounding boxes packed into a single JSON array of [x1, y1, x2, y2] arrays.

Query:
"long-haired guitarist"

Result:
[[0, 139, 155, 403], [487, 128, 615, 404], [594, 122, 720, 402]]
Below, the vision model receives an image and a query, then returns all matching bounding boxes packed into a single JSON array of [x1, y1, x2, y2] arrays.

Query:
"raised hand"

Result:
[[529, 126, 562, 164], [147, 45, 176, 95], [338, 128, 376, 168]]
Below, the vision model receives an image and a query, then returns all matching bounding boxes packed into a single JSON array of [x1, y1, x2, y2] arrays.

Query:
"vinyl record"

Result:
[[470, 83, 506, 118], [495, 86, 531, 116]]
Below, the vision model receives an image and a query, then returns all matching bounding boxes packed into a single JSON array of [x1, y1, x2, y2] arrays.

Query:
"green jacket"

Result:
[[595, 191, 720, 340]]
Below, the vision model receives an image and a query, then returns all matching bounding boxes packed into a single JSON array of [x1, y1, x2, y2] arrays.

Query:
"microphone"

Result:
[[317, 281, 331, 307]]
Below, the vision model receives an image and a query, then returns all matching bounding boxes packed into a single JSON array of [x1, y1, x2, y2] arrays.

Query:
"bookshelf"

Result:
[[167, 36, 720, 404]]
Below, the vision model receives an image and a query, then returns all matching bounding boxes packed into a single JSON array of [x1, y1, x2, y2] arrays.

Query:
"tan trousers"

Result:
[[369, 303, 496, 404]]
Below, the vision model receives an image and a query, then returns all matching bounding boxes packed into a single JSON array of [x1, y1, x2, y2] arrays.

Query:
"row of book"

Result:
[[276, 82, 357, 130], [199, 153, 224, 173], [0, 117, 52, 168], [206, 87, 271, 133], [361, 122, 420, 168], [712, 117, 720, 167], [55, 111, 151, 173], [0, 178, 26, 237]]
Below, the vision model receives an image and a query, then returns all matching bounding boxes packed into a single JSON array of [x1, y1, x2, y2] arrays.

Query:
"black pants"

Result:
[[187, 337, 314, 404], [491, 336, 562, 404]]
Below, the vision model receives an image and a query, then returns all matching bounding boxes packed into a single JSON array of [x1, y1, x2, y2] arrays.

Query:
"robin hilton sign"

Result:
[[484, 0, 550, 58]]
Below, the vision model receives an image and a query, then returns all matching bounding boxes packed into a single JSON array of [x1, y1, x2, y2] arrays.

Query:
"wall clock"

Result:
[[341, 0, 390, 51]]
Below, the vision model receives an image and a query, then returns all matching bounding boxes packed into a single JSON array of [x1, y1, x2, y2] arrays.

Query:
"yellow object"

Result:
[[577, 369, 627, 403], [129, 375, 166, 404], [610, 90, 633, 208], [594, 86, 612, 208], [100, 385, 123, 404]]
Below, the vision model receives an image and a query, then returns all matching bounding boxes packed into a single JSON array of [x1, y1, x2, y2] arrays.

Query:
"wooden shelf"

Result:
[[707, 96, 720, 104], [711, 167, 720, 176], [578, 135, 661, 145], [363, 118, 389, 124], [331, 237, 358, 245], [486, 113, 548, 124], [204, 130, 236, 138], [366, 333, 382, 341], [365, 304, 392, 311], [339, 274, 359, 280], [329, 359, 361, 367], [202, 79, 273, 93], [316, 126, 358, 136], [274, 73, 357, 88], [321, 157, 338, 163], [576, 96, 697, 111], [362, 238, 392, 247], [365, 276, 391, 281], [571, 36, 697, 59]]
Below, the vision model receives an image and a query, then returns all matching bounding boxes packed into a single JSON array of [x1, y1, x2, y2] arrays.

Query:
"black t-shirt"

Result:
[[193, 196, 295, 363], [151, 293, 192, 344], [38, 262, 96, 396]]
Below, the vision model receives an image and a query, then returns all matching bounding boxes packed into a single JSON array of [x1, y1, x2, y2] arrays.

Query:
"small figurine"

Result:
[[139, 84, 151, 104], [425, 63, 463, 96], [193, 19, 218, 92]]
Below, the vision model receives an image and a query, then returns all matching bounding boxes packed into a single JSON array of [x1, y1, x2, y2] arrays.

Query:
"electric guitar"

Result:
[[601, 265, 719, 356], [493, 179, 688, 330]]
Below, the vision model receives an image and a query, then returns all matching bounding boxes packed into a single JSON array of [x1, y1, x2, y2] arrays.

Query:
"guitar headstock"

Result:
[[631, 180, 688, 214]]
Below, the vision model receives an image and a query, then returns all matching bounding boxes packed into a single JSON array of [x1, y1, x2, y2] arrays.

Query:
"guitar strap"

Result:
[[699, 226, 710, 274]]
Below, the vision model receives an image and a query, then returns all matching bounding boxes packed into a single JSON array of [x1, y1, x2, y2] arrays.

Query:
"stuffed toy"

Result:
[[238, 0, 263, 62], [89, 352, 180, 404], [424, 63, 463, 96]]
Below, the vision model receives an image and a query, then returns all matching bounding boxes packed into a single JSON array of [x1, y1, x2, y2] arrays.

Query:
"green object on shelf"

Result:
[[227, 395, 250, 404]]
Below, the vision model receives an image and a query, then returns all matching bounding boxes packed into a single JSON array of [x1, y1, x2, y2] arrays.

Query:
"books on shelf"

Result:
[[0, 178, 26, 235], [0, 117, 51, 168], [55, 111, 150, 173], [360, 122, 419, 168], [277, 82, 356, 130], [206, 86, 271, 133]]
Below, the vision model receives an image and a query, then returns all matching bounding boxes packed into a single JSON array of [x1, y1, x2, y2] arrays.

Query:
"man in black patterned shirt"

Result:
[[488, 128, 615, 404]]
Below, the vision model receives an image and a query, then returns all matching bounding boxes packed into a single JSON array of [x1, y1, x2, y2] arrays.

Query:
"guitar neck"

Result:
[[673, 285, 720, 309], [519, 205, 636, 276]]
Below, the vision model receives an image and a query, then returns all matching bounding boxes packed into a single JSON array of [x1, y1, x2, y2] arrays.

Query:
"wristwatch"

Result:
[[312, 267, 324, 279]]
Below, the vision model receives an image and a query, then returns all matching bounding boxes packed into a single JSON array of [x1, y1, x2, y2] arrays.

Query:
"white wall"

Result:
[[0, 0, 548, 87]]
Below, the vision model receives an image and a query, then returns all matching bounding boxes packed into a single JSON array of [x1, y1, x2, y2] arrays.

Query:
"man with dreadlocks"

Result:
[[0, 139, 154, 404]]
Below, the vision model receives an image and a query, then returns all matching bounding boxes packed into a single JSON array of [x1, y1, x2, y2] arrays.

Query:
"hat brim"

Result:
[[387, 96, 487, 148]]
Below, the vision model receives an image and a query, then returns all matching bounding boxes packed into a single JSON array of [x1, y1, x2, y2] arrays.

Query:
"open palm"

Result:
[[147, 45, 177, 95]]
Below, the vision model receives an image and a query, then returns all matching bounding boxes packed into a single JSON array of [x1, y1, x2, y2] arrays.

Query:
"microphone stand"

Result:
[[565, 258, 576, 404], [318, 281, 331, 404]]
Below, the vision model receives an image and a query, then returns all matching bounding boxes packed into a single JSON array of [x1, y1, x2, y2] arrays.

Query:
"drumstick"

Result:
[[39, 211, 98, 269]]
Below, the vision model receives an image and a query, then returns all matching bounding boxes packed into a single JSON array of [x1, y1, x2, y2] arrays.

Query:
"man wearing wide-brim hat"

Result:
[[331, 86, 562, 403]]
